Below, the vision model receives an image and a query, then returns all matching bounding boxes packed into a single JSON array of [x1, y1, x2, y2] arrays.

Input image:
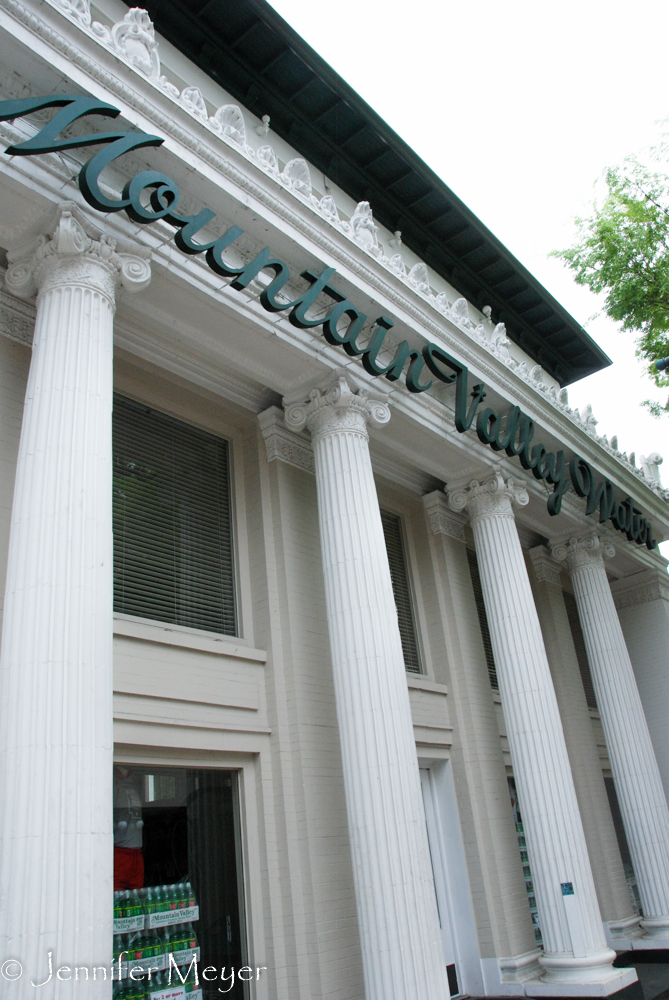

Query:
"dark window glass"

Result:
[[380, 510, 421, 673], [113, 395, 236, 635], [466, 549, 498, 690], [563, 591, 597, 709], [113, 765, 247, 999]]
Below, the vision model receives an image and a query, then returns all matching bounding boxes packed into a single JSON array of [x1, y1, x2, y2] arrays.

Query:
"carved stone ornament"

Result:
[[181, 86, 208, 120], [408, 262, 431, 295], [257, 406, 315, 475], [447, 467, 529, 524], [550, 532, 615, 571], [422, 491, 466, 542], [528, 545, 563, 587], [283, 370, 391, 443], [349, 201, 380, 256], [282, 158, 312, 198], [257, 145, 280, 175], [5, 202, 151, 306], [209, 104, 246, 145], [108, 8, 159, 77], [51, 0, 91, 26]]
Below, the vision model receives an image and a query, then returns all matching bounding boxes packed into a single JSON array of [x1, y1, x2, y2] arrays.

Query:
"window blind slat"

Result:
[[380, 510, 421, 673], [113, 394, 237, 635]]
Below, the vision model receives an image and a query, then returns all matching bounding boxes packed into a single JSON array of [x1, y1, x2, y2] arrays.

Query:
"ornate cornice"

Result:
[[5, 203, 150, 306], [257, 406, 314, 475], [283, 370, 391, 444], [447, 467, 529, 524], [550, 532, 615, 572], [422, 491, 466, 542], [1, 0, 667, 520], [528, 545, 563, 587]]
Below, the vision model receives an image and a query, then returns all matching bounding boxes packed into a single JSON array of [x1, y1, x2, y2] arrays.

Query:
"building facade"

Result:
[[0, 1, 669, 998]]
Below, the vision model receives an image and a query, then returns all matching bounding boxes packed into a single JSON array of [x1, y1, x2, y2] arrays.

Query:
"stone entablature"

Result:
[[1, 0, 664, 501]]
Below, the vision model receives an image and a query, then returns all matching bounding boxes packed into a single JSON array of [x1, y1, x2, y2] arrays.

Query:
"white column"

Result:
[[611, 568, 669, 805], [528, 547, 641, 944], [0, 204, 150, 994], [552, 533, 669, 942], [449, 470, 632, 994], [285, 372, 449, 1000]]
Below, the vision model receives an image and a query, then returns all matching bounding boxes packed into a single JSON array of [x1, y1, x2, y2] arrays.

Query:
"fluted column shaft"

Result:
[[285, 373, 449, 1000], [450, 471, 618, 987], [554, 534, 669, 939], [0, 205, 150, 996], [528, 546, 640, 941]]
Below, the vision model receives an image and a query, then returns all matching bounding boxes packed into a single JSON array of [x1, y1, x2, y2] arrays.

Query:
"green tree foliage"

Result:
[[553, 154, 669, 415]]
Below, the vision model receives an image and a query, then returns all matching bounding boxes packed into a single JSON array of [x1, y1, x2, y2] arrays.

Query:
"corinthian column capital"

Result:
[[447, 466, 529, 523], [5, 201, 151, 306], [284, 369, 391, 442], [551, 532, 615, 572]]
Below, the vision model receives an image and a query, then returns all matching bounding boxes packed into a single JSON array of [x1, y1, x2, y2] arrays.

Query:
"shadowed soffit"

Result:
[[135, 0, 610, 386]]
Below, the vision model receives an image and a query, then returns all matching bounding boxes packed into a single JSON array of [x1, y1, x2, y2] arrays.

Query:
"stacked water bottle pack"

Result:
[[113, 883, 201, 1000]]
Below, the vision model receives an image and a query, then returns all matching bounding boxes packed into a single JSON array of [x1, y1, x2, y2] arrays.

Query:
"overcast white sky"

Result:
[[268, 0, 669, 476]]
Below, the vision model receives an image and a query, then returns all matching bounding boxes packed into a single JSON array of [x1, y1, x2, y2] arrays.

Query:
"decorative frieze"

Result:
[[611, 569, 669, 610], [0, 285, 34, 346]]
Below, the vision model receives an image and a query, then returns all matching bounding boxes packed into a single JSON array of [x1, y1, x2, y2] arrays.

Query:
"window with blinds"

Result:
[[112, 395, 237, 635], [380, 510, 422, 673], [563, 591, 597, 709], [466, 548, 499, 690]]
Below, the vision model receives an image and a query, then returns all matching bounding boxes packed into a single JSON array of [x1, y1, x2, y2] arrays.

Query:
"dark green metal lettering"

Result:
[[79, 133, 165, 212], [284, 268, 337, 324], [122, 171, 180, 223]]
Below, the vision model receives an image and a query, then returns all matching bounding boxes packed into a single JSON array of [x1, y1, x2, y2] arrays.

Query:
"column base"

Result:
[[640, 917, 669, 940], [604, 916, 645, 949], [617, 936, 669, 950], [526, 967, 638, 997], [480, 950, 545, 996]]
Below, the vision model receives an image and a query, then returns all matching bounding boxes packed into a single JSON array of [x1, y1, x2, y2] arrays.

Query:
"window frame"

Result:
[[376, 492, 432, 678], [111, 381, 254, 645], [113, 745, 265, 1000]]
